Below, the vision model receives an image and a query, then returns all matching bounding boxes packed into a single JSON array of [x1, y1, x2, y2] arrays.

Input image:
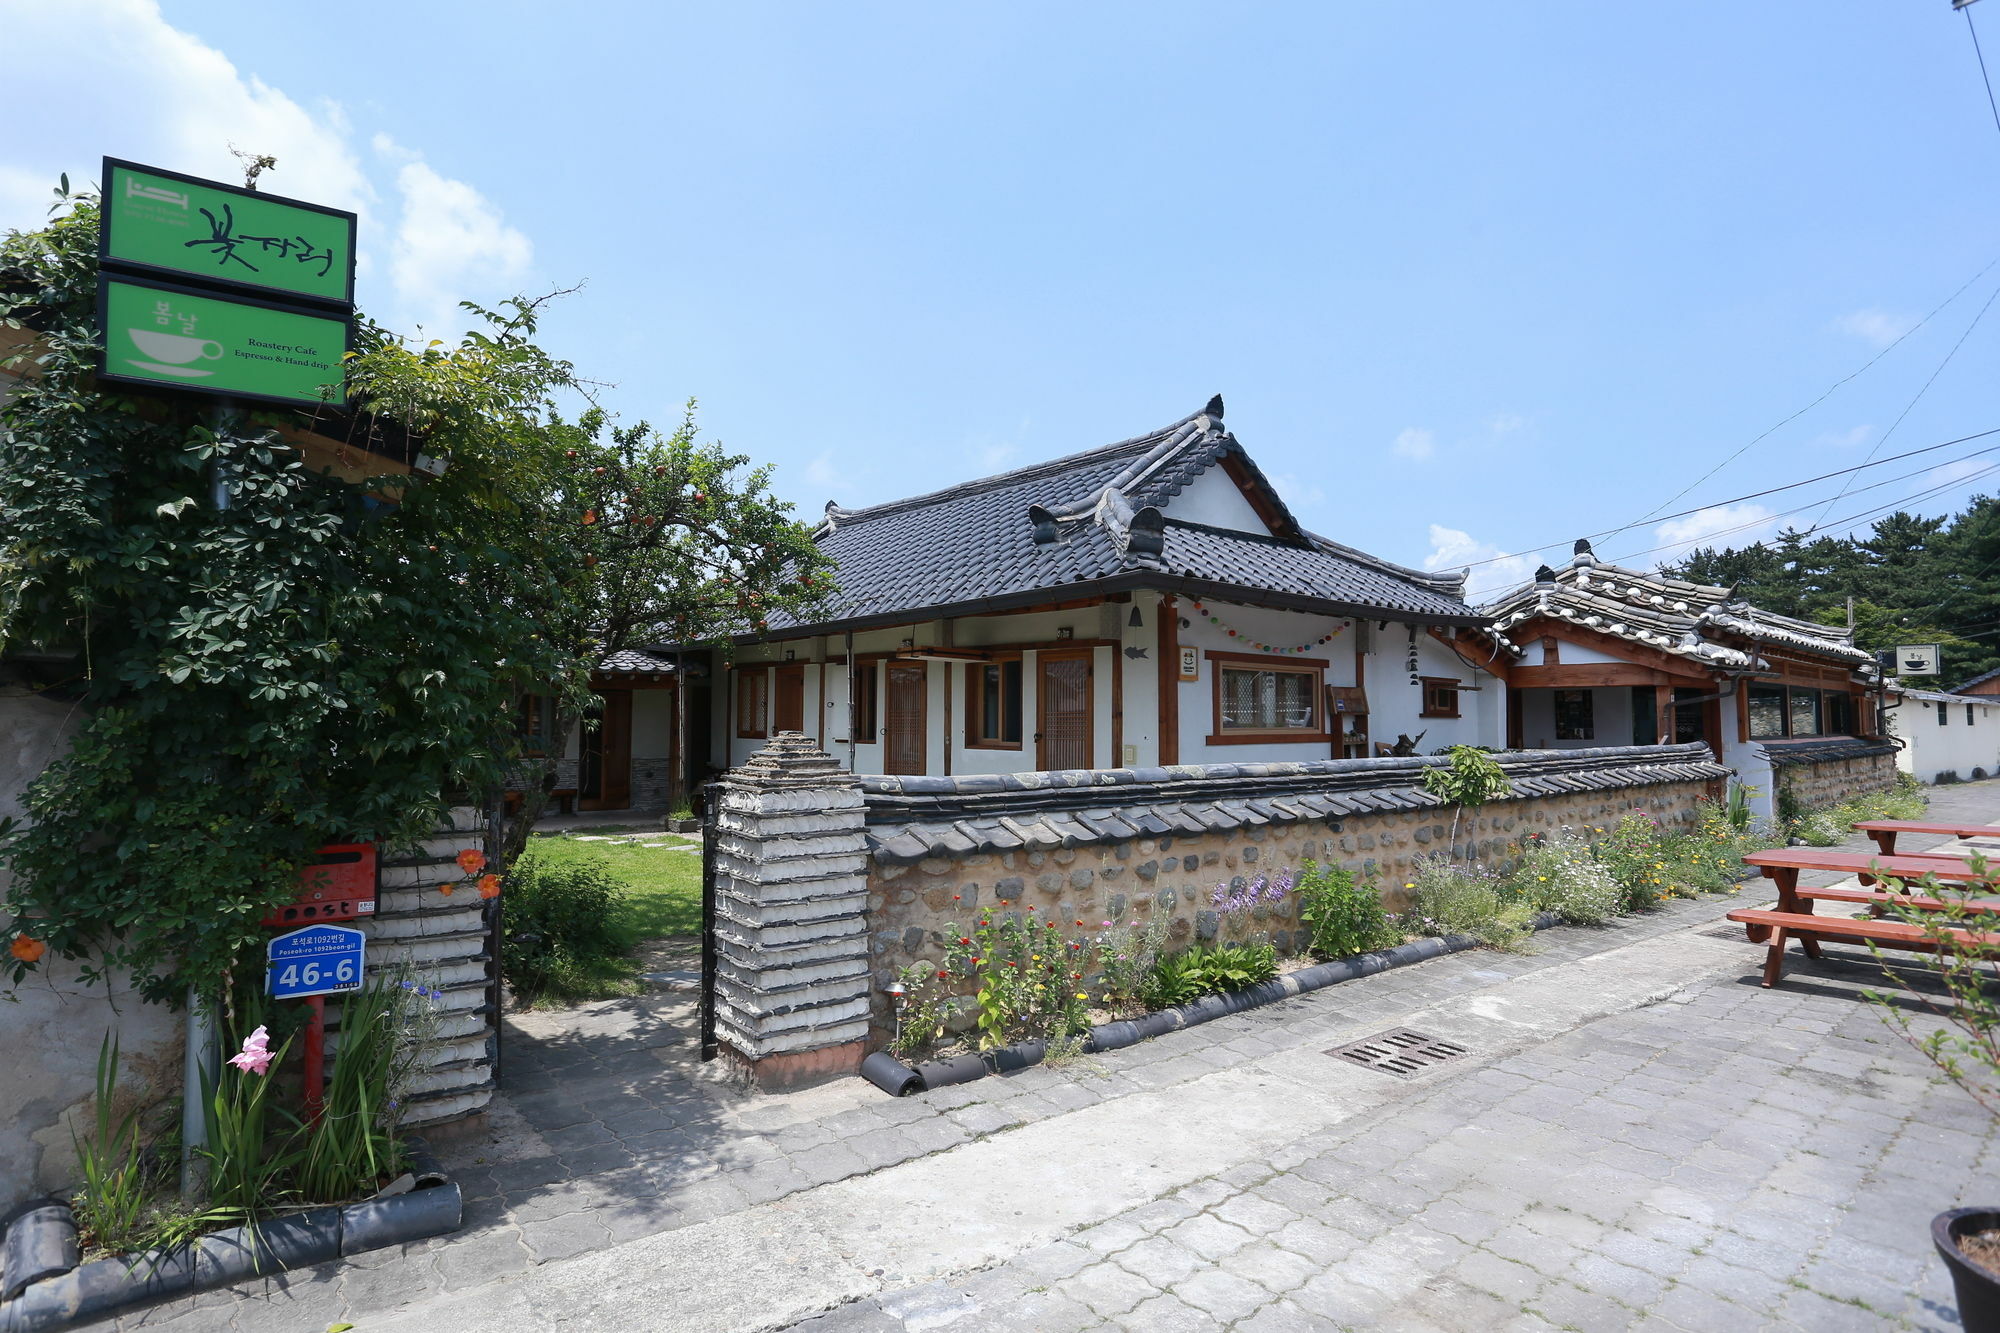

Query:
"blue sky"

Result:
[[6, 1, 2000, 597]]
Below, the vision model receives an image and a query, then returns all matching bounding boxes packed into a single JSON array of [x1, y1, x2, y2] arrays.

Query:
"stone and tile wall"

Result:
[[695, 734, 1731, 1084], [1762, 739, 1899, 815]]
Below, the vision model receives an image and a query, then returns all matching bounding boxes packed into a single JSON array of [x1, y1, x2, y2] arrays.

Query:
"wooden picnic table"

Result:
[[1729, 847, 2000, 985], [1851, 819, 2000, 857], [1741, 847, 2000, 894]]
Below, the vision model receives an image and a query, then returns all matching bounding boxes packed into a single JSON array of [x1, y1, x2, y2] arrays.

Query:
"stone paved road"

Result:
[[93, 782, 2000, 1332]]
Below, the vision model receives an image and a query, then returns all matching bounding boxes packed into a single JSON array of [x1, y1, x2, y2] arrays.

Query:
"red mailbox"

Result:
[[260, 844, 378, 927]]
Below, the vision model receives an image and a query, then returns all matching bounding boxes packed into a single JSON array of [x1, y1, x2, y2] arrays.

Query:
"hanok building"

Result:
[[1482, 540, 1891, 818], [709, 398, 1510, 778]]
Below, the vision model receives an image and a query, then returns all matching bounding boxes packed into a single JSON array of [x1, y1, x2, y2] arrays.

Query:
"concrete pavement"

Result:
[[97, 781, 2000, 1332]]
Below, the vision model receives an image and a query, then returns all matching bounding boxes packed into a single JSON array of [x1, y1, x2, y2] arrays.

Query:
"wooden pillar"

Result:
[[1655, 685, 1673, 747]]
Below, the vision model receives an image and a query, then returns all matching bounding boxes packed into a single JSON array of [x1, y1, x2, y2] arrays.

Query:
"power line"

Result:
[[1804, 279, 2000, 527], [1619, 255, 2000, 531], [1604, 459, 2000, 568], [1452, 424, 2000, 571], [1967, 2, 2000, 140]]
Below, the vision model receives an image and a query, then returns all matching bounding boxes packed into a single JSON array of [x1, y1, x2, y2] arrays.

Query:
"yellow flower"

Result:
[[1075, 992, 1087, 1000]]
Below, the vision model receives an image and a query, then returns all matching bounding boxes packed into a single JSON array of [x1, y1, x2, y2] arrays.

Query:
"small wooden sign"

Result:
[[1177, 646, 1200, 681]]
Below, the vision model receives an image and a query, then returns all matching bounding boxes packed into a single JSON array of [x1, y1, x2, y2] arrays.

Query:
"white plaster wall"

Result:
[[1717, 694, 1776, 820], [1888, 696, 2000, 783], [0, 692, 183, 1213], [1161, 468, 1270, 533], [631, 688, 674, 760], [1516, 685, 1638, 751]]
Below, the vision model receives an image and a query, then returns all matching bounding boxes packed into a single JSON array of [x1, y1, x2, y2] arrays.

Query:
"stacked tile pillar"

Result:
[[711, 732, 871, 1089]]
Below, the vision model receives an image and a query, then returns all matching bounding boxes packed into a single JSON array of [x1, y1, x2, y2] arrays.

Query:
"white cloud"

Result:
[[1812, 424, 1873, 449], [0, 0, 531, 337], [1487, 412, 1527, 435], [1927, 457, 1994, 488], [804, 451, 842, 489], [1647, 502, 1779, 563], [382, 150, 533, 337], [979, 443, 1019, 470], [1834, 309, 1915, 348], [1421, 524, 1534, 602], [1269, 472, 1326, 511], [1391, 427, 1436, 462]]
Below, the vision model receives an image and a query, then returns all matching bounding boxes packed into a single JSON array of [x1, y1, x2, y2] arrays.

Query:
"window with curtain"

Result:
[[736, 668, 769, 738]]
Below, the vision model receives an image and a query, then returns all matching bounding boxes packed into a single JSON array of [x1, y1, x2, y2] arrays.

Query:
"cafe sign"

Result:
[[100, 158, 355, 307], [97, 276, 350, 409]]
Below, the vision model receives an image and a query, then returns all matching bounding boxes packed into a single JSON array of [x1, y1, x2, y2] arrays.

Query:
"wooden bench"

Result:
[[1792, 883, 2000, 918], [1724, 906, 1998, 987], [1851, 819, 2000, 857]]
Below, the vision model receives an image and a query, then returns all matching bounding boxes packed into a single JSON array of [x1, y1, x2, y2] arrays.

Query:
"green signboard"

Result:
[[98, 277, 349, 409], [101, 158, 355, 307]]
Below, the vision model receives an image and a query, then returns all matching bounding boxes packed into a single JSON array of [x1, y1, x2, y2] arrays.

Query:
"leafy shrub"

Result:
[[1092, 915, 1170, 1009], [1510, 828, 1622, 923], [500, 852, 628, 1000], [1400, 856, 1532, 950], [1138, 942, 1277, 1008], [1787, 786, 1932, 846], [1866, 854, 2000, 1114], [1294, 861, 1399, 958]]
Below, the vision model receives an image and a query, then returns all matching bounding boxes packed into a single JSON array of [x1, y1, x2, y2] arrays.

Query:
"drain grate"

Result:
[[1328, 1028, 1470, 1079]]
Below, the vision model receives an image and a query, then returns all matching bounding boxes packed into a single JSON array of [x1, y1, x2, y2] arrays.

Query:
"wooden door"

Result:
[[884, 662, 927, 775], [1037, 651, 1094, 771], [580, 689, 633, 809], [773, 664, 806, 735]]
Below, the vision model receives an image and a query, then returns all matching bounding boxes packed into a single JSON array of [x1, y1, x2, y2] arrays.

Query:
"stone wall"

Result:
[[859, 744, 1729, 1041], [1763, 739, 1900, 815]]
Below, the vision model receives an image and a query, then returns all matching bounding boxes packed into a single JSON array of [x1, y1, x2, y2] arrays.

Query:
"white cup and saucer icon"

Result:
[[128, 328, 223, 378]]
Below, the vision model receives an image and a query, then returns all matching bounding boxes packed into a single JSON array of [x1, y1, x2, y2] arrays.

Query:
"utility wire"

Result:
[[1968, 3, 2000, 140], [1603, 459, 2000, 568], [1619, 255, 2000, 531], [1804, 280, 2000, 527], [1451, 424, 2000, 571]]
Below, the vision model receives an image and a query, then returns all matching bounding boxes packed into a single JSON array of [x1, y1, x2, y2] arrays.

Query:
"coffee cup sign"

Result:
[[1896, 644, 1941, 677], [99, 276, 350, 408]]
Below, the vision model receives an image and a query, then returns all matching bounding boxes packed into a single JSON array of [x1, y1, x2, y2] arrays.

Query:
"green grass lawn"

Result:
[[525, 830, 703, 940]]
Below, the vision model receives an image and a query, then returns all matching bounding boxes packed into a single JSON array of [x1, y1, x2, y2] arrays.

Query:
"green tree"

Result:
[[0, 186, 825, 998]]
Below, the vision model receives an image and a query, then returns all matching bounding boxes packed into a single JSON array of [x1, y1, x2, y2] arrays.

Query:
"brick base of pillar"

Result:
[[719, 1039, 866, 1092]]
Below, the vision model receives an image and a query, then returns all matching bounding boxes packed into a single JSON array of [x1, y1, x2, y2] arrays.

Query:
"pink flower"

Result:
[[228, 1026, 275, 1076]]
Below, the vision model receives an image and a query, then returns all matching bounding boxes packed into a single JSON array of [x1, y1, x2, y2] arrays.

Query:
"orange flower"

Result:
[[439, 884, 455, 896], [581, 509, 598, 526], [478, 874, 502, 899], [10, 935, 45, 963], [456, 848, 487, 875]]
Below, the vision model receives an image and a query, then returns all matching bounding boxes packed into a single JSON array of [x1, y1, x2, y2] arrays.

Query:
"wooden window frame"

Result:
[[1419, 676, 1462, 720], [515, 695, 550, 757], [735, 666, 770, 739], [1035, 649, 1096, 770], [964, 654, 1025, 750], [1205, 650, 1332, 745], [850, 661, 879, 742]]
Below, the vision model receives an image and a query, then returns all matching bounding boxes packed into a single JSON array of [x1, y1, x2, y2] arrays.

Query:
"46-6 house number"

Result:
[[275, 957, 357, 991], [267, 924, 366, 1000]]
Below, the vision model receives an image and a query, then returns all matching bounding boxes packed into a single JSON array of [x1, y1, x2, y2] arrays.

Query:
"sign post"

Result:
[[96, 156, 356, 413], [267, 923, 366, 1122], [1895, 644, 1943, 677]]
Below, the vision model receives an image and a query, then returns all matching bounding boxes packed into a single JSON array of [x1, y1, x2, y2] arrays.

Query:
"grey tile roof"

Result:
[[1481, 540, 1877, 677], [1890, 683, 2000, 706], [1757, 737, 1900, 767], [858, 743, 1729, 863], [764, 398, 1479, 636], [596, 648, 679, 675], [1954, 665, 2000, 693]]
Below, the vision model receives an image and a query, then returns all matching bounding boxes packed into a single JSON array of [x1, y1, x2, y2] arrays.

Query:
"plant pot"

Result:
[[1935, 1208, 2000, 1333]]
